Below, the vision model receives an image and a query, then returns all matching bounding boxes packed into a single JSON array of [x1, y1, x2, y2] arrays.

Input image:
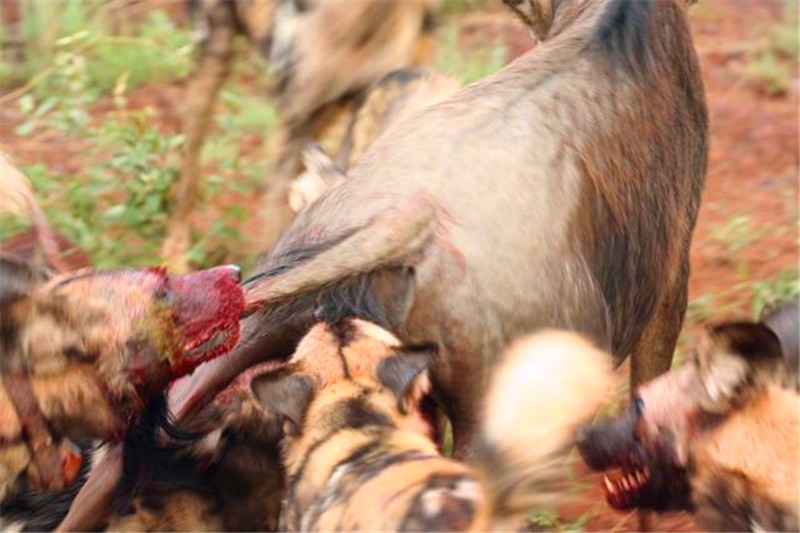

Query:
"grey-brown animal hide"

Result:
[[172, 0, 708, 459]]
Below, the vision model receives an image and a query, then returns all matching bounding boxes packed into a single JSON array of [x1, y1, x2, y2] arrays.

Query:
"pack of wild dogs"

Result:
[[1, 0, 797, 531]]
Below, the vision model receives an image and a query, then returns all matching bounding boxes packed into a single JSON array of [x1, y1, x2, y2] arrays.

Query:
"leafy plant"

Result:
[[745, 2, 798, 97], [528, 508, 595, 532], [3, 3, 192, 105], [750, 269, 800, 317]]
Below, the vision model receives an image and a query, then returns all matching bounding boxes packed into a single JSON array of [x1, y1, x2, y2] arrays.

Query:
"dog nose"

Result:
[[224, 264, 242, 283]]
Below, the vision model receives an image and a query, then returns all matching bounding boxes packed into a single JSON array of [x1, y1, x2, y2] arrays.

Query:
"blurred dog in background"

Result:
[[162, 0, 439, 271]]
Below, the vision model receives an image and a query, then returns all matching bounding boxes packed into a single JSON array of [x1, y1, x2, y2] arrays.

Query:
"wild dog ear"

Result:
[[301, 141, 346, 187], [289, 142, 348, 212], [251, 371, 315, 437], [0, 254, 47, 369], [376, 345, 437, 414], [502, 0, 554, 41], [697, 322, 786, 413], [0, 253, 49, 306]]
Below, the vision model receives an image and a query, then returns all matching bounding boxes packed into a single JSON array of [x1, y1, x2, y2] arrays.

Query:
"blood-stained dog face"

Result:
[[0, 255, 243, 496]]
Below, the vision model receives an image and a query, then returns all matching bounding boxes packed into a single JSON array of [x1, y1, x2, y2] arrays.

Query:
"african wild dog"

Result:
[[162, 0, 438, 271], [289, 68, 461, 212], [251, 318, 611, 531], [2, 387, 285, 532], [577, 319, 799, 532], [169, 0, 707, 456], [0, 254, 243, 510]]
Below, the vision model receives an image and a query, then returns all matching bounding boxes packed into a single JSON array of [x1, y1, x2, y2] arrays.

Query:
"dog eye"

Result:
[[633, 396, 645, 415]]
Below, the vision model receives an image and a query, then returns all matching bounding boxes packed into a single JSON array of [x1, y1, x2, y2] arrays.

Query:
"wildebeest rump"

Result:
[[172, 0, 708, 458]]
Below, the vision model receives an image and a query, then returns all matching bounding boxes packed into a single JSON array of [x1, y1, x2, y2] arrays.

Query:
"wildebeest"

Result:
[[251, 318, 611, 531], [162, 0, 438, 271], [171, 0, 708, 453], [60, 0, 708, 526], [577, 319, 799, 532]]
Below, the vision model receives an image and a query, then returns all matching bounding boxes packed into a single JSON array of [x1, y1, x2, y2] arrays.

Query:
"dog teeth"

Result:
[[604, 475, 616, 494]]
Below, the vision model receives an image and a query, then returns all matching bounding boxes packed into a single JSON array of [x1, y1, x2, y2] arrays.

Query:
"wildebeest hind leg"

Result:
[[629, 264, 690, 531]]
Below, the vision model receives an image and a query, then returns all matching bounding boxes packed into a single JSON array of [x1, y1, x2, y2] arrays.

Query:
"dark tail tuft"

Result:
[[591, 0, 657, 74]]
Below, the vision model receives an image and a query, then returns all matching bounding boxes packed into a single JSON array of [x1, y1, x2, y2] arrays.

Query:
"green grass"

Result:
[[745, 2, 798, 96], [684, 268, 800, 326], [750, 269, 800, 317], [2, 2, 192, 96], [435, 22, 506, 84], [528, 508, 595, 532]]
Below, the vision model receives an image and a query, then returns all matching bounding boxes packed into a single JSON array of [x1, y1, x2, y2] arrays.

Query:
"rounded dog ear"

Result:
[[697, 322, 786, 413], [0, 254, 48, 371], [376, 345, 437, 414], [251, 371, 315, 437], [0, 253, 49, 306], [502, 0, 554, 41]]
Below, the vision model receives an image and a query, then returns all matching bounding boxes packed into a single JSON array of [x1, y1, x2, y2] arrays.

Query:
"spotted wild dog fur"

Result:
[[578, 319, 800, 531], [252, 318, 611, 531]]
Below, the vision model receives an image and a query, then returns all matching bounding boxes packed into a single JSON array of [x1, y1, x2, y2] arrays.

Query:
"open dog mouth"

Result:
[[602, 466, 650, 508]]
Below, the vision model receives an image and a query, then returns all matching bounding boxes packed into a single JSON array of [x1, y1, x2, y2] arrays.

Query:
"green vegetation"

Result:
[[1, 2, 268, 269], [686, 268, 800, 324], [1, 1, 192, 94], [746, 2, 799, 96], [528, 508, 595, 532], [435, 22, 506, 84]]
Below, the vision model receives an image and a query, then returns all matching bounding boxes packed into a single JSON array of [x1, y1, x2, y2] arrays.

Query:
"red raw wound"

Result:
[[169, 265, 245, 379], [61, 439, 83, 486]]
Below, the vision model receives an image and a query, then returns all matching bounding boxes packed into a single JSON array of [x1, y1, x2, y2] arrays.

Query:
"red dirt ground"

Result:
[[0, 2, 796, 531]]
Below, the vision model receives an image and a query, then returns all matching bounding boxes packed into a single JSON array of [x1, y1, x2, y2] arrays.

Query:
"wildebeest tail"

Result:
[[243, 199, 437, 311], [473, 330, 612, 524], [590, 0, 657, 74]]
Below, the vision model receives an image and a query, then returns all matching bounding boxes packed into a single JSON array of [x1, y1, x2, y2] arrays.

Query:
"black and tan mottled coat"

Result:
[[253, 318, 611, 531]]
